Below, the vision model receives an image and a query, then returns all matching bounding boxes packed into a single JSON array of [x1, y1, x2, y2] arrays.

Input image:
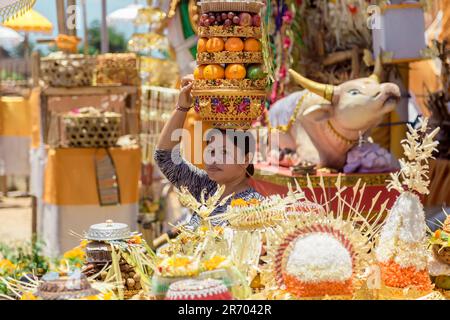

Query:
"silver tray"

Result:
[[85, 220, 131, 241]]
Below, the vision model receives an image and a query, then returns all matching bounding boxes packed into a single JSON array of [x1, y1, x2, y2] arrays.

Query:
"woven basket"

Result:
[[62, 114, 122, 148], [41, 54, 95, 87], [200, 0, 264, 13], [198, 26, 262, 38], [192, 89, 265, 129], [433, 244, 450, 265], [197, 51, 263, 65], [95, 53, 139, 86]]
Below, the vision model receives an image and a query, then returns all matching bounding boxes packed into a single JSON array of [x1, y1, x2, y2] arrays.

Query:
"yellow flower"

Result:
[[21, 292, 38, 300], [231, 198, 248, 207], [128, 235, 142, 244], [168, 257, 192, 268], [63, 247, 85, 260], [202, 255, 226, 271], [86, 295, 99, 300], [0, 259, 16, 274], [247, 198, 260, 205], [103, 292, 113, 300], [79, 240, 89, 249]]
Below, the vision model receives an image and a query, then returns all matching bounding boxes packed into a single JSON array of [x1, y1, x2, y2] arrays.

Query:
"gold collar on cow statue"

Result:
[[326, 120, 359, 146]]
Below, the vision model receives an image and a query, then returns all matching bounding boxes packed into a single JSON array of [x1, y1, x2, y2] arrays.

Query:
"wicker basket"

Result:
[[192, 89, 265, 129], [62, 113, 122, 148], [41, 54, 95, 87], [198, 25, 262, 38], [197, 51, 263, 65], [200, 0, 264, 13], [95, 53, 139, 86]]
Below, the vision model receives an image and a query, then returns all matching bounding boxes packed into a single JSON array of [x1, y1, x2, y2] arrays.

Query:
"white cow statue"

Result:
[[268, 65, 401, 170]]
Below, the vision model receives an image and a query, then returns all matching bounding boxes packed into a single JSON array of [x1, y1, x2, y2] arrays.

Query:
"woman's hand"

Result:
[[177, 74, 194, 109], [156, 74, 195, 150]]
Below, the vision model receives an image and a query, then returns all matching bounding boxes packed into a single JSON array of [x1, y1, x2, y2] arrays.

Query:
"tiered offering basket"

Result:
[[192, 0, 267, 129]]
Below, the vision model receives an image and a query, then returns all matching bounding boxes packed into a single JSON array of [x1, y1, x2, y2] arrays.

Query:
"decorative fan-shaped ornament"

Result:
[[0, 0, 35, 22], [264, 211, 374, 300]]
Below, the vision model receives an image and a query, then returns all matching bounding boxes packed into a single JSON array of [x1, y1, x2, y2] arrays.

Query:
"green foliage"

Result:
[[0, 237, 52, 295], [83, 20, 128, 54]]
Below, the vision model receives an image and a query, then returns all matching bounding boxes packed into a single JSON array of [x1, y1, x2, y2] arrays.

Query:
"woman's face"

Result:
[[204, 133, 251, 184]]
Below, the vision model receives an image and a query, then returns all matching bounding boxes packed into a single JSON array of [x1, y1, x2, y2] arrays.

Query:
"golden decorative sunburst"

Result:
[[259, 176, 386, 300]]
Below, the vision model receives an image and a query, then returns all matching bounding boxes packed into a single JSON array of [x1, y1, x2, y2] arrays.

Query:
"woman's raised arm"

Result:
[[156, 74, 194, 150]]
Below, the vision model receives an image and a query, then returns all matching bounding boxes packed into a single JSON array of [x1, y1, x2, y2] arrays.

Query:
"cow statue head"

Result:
[[289, 59, 401, 132]]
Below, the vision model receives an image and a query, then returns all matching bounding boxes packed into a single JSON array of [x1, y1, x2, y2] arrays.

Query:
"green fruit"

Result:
[[246, 64, 265, 80], [435, 275, 450, 290]]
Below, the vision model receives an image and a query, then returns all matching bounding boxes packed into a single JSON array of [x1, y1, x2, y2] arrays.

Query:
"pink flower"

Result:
[[282, 10, 294, 24], [283, 36, 292, 49]]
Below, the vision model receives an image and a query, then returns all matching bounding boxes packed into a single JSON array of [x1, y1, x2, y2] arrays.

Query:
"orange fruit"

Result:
[[206, 37, 225, 53], [197, 38, 208, 53], [193, 65, 205, 79], [203, 64, 225, 80], [225, 37, 244, 52], [225, 64, 246, 79], [244, 38, 261, 52]]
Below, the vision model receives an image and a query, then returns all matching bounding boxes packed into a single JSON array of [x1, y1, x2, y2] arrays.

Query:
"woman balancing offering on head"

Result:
[[153, 75, 263, 242]]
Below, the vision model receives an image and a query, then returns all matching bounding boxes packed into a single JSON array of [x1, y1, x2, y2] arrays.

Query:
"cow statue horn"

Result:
[[369, 55, 382, 83], [288, 69, 335, 101]]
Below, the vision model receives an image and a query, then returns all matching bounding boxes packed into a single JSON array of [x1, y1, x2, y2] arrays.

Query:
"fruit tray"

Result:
[[198, 25, 262, 38], [192, 89, 266, 129], [193, 78, 267, 90], [200, 0, 265, 14], [197, 51, 263, 64]]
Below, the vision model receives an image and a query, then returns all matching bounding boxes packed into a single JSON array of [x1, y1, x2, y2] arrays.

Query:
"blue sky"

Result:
[[30, 0, 142, 52]]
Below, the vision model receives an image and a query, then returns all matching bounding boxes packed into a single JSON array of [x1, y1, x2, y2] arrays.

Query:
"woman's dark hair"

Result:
[[206, 128, 256, 177]]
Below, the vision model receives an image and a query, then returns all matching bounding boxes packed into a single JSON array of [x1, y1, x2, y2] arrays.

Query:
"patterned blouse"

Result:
[[154, 147, 264, 229]]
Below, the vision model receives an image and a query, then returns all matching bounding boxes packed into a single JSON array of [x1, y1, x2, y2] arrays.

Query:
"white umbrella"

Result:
[[0, 25, 24, 47], [107, 4, 143, 24]]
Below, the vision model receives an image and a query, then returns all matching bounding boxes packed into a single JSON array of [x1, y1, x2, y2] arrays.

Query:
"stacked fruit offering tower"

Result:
[[192, 0, 267, 129]]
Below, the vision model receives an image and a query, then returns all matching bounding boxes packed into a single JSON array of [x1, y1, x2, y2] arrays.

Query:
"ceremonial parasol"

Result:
[[107, 3, 143, 24], [3, 8, 52, 56], [3, 8, 53, 33], [0, 0, 35, 22], [0, 24, 23, 47]]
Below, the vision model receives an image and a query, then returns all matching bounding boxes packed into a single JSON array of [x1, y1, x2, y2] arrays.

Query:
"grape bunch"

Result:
[[199, 12, 261, 27]]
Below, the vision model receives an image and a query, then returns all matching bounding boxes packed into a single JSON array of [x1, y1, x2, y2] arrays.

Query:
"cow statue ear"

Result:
[[303, 104, 333, 122]]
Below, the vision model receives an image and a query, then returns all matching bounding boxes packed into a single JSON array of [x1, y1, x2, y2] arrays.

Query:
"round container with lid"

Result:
[[85, 220, 132, 241]]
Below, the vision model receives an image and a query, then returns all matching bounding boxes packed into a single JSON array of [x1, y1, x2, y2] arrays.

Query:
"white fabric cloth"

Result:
[[29, 145, 46, 197], [0, 136, 30, 175], [39, 202, 138, 257]]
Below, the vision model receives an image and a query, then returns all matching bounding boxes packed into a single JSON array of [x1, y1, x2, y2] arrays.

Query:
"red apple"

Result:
[[252, 14, 261, 27]]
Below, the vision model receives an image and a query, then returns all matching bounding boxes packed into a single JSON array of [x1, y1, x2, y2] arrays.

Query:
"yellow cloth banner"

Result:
[[44, 147, 141, 206], [29, 87, 42, 148], [0, 96, 31, 137]]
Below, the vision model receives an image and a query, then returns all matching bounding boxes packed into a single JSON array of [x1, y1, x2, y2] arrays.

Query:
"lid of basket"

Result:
[[85, 219, 131, 241]]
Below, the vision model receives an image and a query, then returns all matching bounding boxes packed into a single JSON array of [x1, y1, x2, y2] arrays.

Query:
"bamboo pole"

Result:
[[55, 0, 67, 35], [81, 0, 88, 55], [101, 0, 109, 53]]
